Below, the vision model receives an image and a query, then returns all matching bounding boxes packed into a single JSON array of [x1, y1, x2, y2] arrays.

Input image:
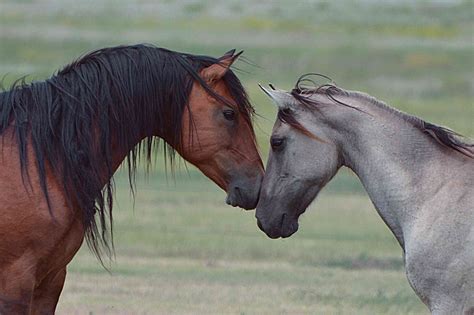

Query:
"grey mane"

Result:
[[293, 82, 474, 159]]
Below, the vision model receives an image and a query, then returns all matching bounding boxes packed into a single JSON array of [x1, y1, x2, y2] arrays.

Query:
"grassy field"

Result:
[[1, 0, 473, 314]]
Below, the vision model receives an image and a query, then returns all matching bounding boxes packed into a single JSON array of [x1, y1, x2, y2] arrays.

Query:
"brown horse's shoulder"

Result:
[[0, 130, 84, 282]]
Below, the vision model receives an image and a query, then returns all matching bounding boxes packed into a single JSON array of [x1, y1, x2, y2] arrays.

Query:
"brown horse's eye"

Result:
[[271, 137, 285, 150], [223, 109, 236, 121]]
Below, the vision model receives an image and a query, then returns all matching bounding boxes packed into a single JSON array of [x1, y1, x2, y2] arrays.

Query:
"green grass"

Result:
[[1, 0, 472, 313], [58, 173, 424, 314]]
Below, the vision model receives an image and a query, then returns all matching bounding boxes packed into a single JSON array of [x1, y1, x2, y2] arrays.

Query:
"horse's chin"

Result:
[[256, 213, 299, 239], [225, 190, 258, 210]]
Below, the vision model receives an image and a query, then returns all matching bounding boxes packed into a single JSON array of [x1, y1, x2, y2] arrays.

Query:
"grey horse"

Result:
[[256, 75, 474, 314]]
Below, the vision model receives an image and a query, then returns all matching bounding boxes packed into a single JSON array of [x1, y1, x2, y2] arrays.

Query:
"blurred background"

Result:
[[1, 0, 472, 314]]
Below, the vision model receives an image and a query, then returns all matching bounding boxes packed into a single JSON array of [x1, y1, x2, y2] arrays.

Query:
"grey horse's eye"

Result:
[[270, 136, 285, 150], [281, 108, 292, 115]]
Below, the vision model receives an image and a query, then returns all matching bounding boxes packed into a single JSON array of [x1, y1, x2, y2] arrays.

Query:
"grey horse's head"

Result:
[[256, 81, 348, 238]]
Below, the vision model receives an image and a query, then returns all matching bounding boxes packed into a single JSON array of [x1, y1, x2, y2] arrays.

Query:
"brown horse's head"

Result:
[[178, 52, 263, 209]]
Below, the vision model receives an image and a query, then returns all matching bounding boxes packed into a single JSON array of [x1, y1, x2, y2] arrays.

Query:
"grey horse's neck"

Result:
[[336, 95, 469, 249]]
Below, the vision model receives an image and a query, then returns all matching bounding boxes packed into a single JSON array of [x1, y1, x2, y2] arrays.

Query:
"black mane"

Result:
[[0, 44, 254, 260]]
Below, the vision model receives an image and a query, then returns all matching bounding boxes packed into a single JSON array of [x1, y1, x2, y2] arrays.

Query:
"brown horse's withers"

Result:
[[0, 45, 263, 314]]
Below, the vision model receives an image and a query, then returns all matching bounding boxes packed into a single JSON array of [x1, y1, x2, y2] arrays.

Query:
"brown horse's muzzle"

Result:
[[225, 171, 263, 210]]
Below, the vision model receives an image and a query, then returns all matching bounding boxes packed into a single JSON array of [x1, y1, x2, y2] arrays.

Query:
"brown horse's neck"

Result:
[[110, 136, 146, 177], [99, 126, 161, 188]]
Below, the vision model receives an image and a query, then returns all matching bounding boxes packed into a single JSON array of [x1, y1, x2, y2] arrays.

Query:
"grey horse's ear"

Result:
[[258, 84, 292, 109]]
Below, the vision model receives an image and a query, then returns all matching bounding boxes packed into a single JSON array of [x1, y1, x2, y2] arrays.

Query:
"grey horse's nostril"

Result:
[[280, 213, 286, 229]]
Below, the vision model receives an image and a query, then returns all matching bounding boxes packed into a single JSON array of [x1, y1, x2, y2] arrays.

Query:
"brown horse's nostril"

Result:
[[233, 185, 242, 201]]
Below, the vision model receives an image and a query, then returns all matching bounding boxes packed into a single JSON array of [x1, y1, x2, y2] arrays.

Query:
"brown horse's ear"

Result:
[[200, 50, 243, 83]]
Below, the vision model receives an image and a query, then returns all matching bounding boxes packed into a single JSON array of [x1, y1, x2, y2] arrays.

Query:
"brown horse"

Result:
[[0, 45, 263, 314]]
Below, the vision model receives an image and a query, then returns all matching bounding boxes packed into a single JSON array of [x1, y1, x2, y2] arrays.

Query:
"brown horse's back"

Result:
[[0, 127, 84, 314]]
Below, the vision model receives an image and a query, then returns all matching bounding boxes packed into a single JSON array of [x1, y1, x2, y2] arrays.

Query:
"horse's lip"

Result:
[[225, 194, 238, 207], [279, 213, 299, 238], [225, 187, 246, 208], [280, 221, 298, 238], [256, 213, 298, 239], [225, 181, 260, 210]]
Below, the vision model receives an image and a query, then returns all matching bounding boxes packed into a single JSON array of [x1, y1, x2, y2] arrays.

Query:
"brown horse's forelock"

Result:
[[0, 44, 255, 262]]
